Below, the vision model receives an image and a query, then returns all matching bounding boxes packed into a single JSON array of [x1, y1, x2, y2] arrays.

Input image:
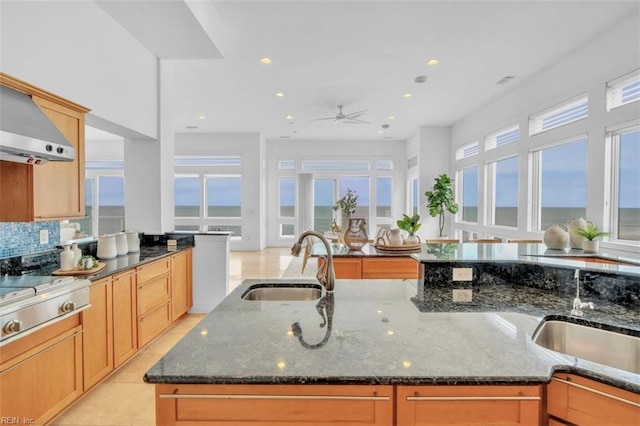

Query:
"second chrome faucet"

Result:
[[571, 269, 594, 317]]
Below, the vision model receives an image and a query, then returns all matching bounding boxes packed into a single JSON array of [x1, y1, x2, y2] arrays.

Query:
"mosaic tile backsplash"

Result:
[[0, 221, 60, 259]]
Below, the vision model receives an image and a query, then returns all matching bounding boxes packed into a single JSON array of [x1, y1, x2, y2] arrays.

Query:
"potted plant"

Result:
[[574, 223, 609, 253], [397, 213, 421, 245], [424, 174, 459, 237], [332, 188, 358, 232]]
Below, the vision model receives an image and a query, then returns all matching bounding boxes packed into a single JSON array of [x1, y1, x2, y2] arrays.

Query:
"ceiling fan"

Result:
[[312, 105, 369, 124]]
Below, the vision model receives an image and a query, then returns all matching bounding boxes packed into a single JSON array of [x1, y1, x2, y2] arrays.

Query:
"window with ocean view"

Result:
[[376, 177, 392, 218], [207, 176, 241, 218], [279, 177, 295, 218], [409, 178, 419, 217], [97, 176, 125, 235], [489, 156, 518, 227], [460, 166, 478, 222], [535, 138, 588, 230], [313, 179, 335, 232], [615, 128, 640, 241], [175, 176, 200, 218]]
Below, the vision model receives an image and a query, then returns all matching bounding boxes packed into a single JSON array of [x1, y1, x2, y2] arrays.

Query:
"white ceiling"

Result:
[[97, 0, 638, 141]]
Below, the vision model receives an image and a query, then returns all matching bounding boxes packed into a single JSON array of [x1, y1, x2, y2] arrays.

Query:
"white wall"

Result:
[[265, 139, 407, 247], [175, 132, 265, 251], [0, 1, 158, 139], [450, 11, 640, 248]]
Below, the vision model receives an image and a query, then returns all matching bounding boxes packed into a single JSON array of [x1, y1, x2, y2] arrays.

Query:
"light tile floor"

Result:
[[48, 248, 292, 426]]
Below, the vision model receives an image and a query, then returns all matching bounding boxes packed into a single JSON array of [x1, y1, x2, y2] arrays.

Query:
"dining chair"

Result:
[[507, 239, 543, 243], [468, 239, 502, 243]]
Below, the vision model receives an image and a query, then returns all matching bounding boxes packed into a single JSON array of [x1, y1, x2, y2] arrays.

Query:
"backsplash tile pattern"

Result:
[[0, 221, 60, 259]]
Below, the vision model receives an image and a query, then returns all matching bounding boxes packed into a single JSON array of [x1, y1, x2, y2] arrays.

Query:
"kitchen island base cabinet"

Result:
[[330, 257, 420, 279], [154, 384, 394, 426], [0, 315, 83, 425], [547, 373, 640, 425], [396, 385, 542, 425]]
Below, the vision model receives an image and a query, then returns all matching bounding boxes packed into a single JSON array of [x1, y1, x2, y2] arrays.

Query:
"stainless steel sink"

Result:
[[241, 283, 323, 301], [532, 319, 640, 374]]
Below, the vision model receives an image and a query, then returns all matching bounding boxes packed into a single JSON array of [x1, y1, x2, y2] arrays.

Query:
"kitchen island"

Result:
[[144, 277, 640, 425]]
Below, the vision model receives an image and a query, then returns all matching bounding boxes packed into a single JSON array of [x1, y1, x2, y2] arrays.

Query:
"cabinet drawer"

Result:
[[137, 274, 170, 316], [332, 257, 362, 279], [156, 384, 394, 425], [138, 302, 171, 348], [362, 258, 419, 279], [397, 385, 541, 425], [137, 258, 171, 283]]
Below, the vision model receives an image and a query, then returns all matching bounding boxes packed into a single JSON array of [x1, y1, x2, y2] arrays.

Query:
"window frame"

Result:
[[485, 155, 519, 229]]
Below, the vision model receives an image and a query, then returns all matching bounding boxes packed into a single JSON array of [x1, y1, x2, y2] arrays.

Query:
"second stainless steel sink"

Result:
[[241, 283, 323, 301], [532, 319, 640, 374]]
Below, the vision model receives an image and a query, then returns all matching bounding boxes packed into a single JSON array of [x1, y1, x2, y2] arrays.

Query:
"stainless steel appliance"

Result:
[[0, 275, 90, 345]]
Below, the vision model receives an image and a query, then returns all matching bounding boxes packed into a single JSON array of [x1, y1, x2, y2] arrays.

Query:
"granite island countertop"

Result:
[[144, 279, 640, 394]]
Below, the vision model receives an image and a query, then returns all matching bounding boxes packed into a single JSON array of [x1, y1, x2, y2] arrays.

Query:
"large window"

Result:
[[174, 176, 200, 218], [207, 176, 241, 217], [533, 138, 587, 230], [340, 177, 370, 220], [313, 179, 335, 232], [613, 128, 640, 241], [279, 177, 295, 237], [460, 166, 478, 223], [408, 177, 419, 217], [85, 161, 125, 236], [376, 177, 392, 218], [487, 156, 519, 227]]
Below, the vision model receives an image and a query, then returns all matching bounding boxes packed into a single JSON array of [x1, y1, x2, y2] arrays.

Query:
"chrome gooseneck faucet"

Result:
[[571, 269, 594, 317], [291, 230, 336, 292]]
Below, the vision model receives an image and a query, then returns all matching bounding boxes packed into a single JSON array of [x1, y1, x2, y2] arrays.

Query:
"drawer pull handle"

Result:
[[159, 394, 389, 401], [406, 396, 540, 401], [552, 377, 640, 408]]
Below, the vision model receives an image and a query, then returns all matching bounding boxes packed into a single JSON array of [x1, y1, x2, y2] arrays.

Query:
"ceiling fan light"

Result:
[[275, 92, 285, 98], [427, 59, 440, 66]]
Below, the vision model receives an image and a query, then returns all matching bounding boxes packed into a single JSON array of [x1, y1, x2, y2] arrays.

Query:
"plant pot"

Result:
[[583, 240, 599, 253], [405, 234, 420, 245]]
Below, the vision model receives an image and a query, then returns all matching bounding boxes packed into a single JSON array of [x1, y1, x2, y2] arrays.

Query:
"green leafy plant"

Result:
[[424, 174, 459, 237], [332, 188, 358, 216], [397, 213, 421, 236], [574, 223, 609, 241]]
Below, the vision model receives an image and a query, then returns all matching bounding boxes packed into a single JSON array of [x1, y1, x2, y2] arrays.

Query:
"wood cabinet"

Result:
[[137, 258, 172, 347], [112, 270, 138, 368], [0, 315, 83, 425], [546, 373, 640, 425], [154, 384, 394, 426], [330, 257, 420, 279], [82, 277, 114, 390], [171, 249, 193, 321], [0, 72, 90, 222], [396, 385, 542, 425]]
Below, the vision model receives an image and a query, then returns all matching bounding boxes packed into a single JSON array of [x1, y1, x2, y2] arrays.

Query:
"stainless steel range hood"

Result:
[[0, 85, 75, 164]]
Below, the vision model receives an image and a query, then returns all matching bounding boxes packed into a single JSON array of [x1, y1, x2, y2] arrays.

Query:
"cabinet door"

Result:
[[31, 95, 85, 219], [112, 271, 138, 368], [171, 249, 192, 321], [0, 317, 83, 425], [362, 257, 419, 279], [331, 257, 362, 279], [397, 385, 541, 425], [82, 277, 114, 390], [155, 384, 394, 426], [138, 302, 172, 348], [547, 374, 640, 425]]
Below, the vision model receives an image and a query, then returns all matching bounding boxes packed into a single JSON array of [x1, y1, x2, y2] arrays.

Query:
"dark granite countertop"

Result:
[[144, 279, 640, 394]]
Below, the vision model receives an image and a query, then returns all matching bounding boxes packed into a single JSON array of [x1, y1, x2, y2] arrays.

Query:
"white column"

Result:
[[419, 126, 452, 238], [124, 59, 175, 234]]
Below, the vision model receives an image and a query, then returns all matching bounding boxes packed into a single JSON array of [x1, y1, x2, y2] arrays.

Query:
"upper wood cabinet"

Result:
[[0, 72, 90, 222]]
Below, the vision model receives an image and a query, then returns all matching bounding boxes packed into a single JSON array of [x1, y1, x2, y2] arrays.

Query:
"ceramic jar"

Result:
[[405, 234, 421, 245], [387, 228, 404, 246], [59, 244, 75, 271], [583, 240, 599, 253], [71, 243, 82, 267], [125, 230, 140, 252], [343, 218, 368, 251], [568, 217, 593, 250], [115, 232, 128, 256], [543, 224, 570, 249], [97, 234, 117, 259]]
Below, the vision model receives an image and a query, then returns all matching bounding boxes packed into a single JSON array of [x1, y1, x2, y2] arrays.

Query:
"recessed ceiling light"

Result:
[[387, 115, 396, 120], [275, 92, 285, 98], [403, 93, 413, 99], [260, 57, 272, 65], [427, 59, 439, 66], [285, 115, 293, 120], [377, 130, 383, 134], [197, 115, 206, 120], [414, 75, 427, 84]]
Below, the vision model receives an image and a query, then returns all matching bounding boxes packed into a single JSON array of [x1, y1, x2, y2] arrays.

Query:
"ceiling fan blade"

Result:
[[342, 119, 369, 124], [310, 117, 338, 121], [344, 110, 367, 118]]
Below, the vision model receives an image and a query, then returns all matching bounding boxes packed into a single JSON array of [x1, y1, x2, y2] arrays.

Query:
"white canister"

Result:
[[60, 244, 75, 271], [125, 230, 140, 253], [115, 232, 128, 256], [97, 234, 117, 259], [71, 243, 82, 267]]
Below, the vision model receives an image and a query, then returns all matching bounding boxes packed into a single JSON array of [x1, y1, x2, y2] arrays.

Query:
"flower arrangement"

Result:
[[574, 223, 609, 241], [332, 188, 358, 216], [397, 214, 421, 236]]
